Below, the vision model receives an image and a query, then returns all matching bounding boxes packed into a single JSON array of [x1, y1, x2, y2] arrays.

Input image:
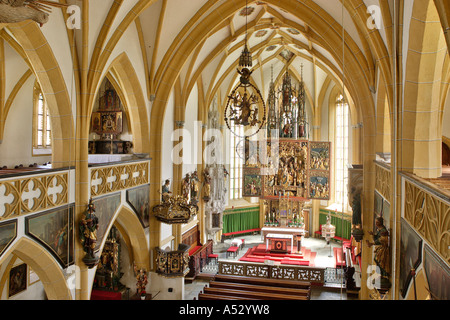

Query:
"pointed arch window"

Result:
[[33, 84, 52, 155]]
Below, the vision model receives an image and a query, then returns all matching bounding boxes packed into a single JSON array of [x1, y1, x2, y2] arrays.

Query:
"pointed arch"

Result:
[[402, 0, 448, 178], [5, 21, 75, 168], [105, 53, 150, 154], [112, 205, 149, 270], [0, 237, 72, 300]]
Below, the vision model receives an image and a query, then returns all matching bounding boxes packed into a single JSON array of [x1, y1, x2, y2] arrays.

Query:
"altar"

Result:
[[266, 233, 293, 253], [261, 227, 306, 254]]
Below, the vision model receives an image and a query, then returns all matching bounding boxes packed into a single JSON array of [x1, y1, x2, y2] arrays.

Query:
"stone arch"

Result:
[[112, 205, 149, 270], [0, 237, 72, 300], [5, 21, 75, 168], [403, 0, 448, 178], [148, 0, 378, 277], [103, 53, 150, 154]]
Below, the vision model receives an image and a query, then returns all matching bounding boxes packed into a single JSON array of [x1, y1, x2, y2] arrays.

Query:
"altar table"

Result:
[[266, 233, 294, 253], [262, 227, 306, 254]]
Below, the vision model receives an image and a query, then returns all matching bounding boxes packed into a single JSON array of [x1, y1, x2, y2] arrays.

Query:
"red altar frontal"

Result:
[[262, 227, 305, 254], [266, 233, 294, 253]]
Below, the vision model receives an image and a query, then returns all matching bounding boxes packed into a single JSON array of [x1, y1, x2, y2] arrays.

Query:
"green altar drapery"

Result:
[[223, 206, 260, 234], [319, 209, 352, 240]]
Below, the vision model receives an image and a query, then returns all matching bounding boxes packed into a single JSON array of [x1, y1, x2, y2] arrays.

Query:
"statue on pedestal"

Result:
[[79, 199, 99, 268], [366, 216, 391, 289]]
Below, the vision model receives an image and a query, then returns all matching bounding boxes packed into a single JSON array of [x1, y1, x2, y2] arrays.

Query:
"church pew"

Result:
[[197, 293, 258, 300], [208, 281, 310, 299], [203, 286, 309, 300], [214, 274, 311, 290]]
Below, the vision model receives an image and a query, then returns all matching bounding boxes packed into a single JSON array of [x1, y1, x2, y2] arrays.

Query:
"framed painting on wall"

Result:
[[399, 219, 423, 298], [308, 172, 330, 200], [93, 193, 121, 252], [92, 111, 123, 135], [309, 141, 331, 171], [126, 184, 150, 228], [0, 220, 17, 258], [9, 263, 27, 298], [423, 244, 450, 300], [25, 205, 74, 268], [242, 168, 262, 197]]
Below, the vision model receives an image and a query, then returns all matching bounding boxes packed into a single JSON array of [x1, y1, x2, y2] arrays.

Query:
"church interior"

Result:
[[0, 0, 449, 302]]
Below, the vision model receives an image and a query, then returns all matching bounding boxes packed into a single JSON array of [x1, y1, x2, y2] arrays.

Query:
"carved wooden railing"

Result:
[[90, 160, 150, 197], [402, 173, 450, 264], [0, 169, 70, 222], [218, 260, 325, 284]]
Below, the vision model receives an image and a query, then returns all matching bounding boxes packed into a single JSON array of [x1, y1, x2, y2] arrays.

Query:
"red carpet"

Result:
[[239, 244, 316, 267]]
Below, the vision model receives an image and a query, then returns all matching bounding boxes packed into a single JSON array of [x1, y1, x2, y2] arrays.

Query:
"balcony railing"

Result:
[[218, 260, 325, 284]]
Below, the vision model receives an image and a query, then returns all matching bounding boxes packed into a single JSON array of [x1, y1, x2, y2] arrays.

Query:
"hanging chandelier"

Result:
[[224, 1, 266, 138]]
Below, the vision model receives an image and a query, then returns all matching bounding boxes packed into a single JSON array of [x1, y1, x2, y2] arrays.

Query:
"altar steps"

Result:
[[238, 244, 316, 266]]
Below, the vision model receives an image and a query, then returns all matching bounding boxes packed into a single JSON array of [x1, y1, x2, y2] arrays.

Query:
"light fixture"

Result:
[[224, 0, 266, 138]]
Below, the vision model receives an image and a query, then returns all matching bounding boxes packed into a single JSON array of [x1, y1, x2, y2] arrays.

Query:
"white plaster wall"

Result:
[[149, 272, 184, 300], [160, 90, 175, 243], [183, 83, 199, 175], [0, 75, 51, 167]]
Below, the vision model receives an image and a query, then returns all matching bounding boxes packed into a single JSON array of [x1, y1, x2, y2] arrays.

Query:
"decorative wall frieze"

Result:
[[90, 161, 149, 197], [0, 171, 69, 221], [375, 162, 391, 201], [403, 178, 450, 264]]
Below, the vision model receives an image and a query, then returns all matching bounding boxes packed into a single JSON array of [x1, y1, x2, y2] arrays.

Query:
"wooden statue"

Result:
[[366, 216, 391, 289], [0, 0, 68, 26], [79, 199, 99, 268]]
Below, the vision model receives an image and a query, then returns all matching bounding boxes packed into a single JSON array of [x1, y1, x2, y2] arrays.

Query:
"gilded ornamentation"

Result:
[[404, 179, 450, 263], [79, 199, 99, 268], [152, 195, 197, 224], [375, 163, 391, 201], [156, 244, 190, 277], [0, 172, 68, 221], [90, 161, 149, 197]]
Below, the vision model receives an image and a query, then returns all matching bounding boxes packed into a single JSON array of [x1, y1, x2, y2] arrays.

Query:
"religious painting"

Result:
[[309, 141, 331, 171], [25, 205, 74, 268], [9, 263, 27, 298], [261, 139, 309, 199], [0, 220, 17, 258], [374, 191, 383, 216], [104, 89, 116, 110], [93, 193, 121, 252], [92, 111, 123, 135], [423, 244, 450, 300], [126, 184, 150, 228], [91, 112, 102, 133], [243, 168, 262, 197], [243, 139, 260, 168], [308, 172, 330, 200], [399, 219, 423, 298]]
